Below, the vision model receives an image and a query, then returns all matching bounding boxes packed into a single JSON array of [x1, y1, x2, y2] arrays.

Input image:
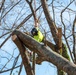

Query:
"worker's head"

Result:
[[31, 28, 38, 36]]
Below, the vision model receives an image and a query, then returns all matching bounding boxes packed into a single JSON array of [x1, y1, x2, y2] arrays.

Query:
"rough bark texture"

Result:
[[41, 0, 58, 45], [12, 35, 34, 75], [40, 1, 70, 75], [12, 30, 76, 75]]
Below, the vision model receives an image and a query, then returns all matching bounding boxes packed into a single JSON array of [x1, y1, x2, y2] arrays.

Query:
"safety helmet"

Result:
[[31, 28, 38, 36]]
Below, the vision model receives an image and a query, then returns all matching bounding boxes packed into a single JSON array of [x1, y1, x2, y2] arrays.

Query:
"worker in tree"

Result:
[[25, 19, 44, 43], [24, 19, 44, 63], [31, 27, 44, 42], [25, 26, 44, 42], [31, 19, 44, 43], [62, 43, 70, 61], [30, 19, 44, 64]]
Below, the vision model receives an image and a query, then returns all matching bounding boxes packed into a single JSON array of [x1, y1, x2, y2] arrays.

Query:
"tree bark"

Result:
[[12, 30, 76, 75], [41, 0, 58, 45], [40, 1, 70, 75], [12, 35, 34, 75]]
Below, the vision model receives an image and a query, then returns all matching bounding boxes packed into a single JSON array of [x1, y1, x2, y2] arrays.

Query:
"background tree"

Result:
[[0, 0, 76, 75]]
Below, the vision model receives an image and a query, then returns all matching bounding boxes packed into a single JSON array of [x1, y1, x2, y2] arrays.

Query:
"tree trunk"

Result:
[[41, 0, 58, 45], [12, 35, 34, 75], [12, 30, 76, 75]]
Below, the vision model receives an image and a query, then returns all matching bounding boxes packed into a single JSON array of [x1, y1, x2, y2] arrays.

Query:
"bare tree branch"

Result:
[[60, 0, 75, 62], [26, 0, 38, 22], [0, 5, 41, 48], [41, 0, 59, 47], [12, 30, 76, 75], [12, 34, 34, 75], [0, 65, 21, 73], [18, 62, 23, 75], [0, 0, 5, 12], [72, 16, 76, 63]]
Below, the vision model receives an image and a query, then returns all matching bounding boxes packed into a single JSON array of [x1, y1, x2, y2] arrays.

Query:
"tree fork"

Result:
[[12, 30, 76, 75]]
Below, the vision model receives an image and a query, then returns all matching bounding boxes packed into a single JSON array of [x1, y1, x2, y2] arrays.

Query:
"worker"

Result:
[[30, 20, 44, 64], [31, 27, 44, 42]]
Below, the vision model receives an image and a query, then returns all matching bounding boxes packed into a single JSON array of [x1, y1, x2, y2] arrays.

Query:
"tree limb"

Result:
[[12, 35, 34, 75], [12, 30, 76, 75], [41, 0, 58, 45]]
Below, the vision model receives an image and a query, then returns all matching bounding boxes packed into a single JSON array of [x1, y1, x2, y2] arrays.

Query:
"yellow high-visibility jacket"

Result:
[[33, 29, 44, 42]]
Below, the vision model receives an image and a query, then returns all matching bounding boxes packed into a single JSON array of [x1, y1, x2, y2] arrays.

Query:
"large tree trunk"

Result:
[[12, 30, 76, 75], [12, 35, 34, 75], [41, 0, 58, 45]]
